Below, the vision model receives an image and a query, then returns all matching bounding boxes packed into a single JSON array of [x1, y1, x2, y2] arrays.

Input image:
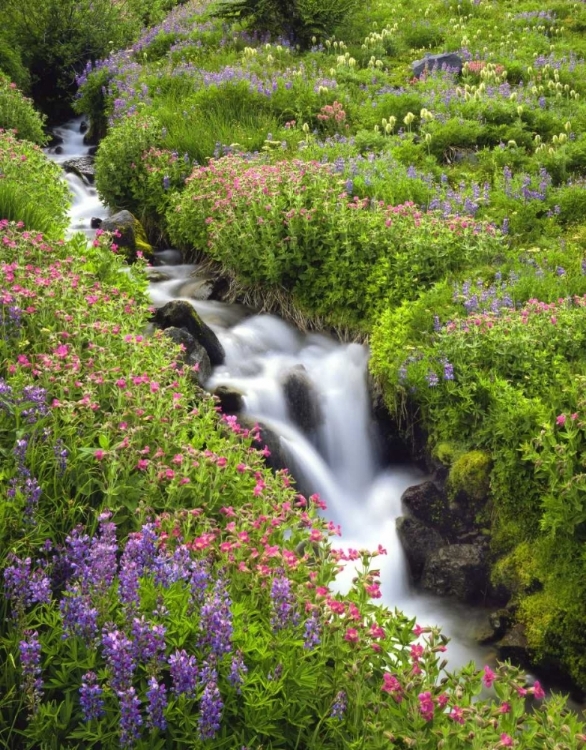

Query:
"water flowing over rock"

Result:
[[281, 366, 323, 435], [212, 385, 245, 415], [62, 156, 95, 183], [153, 248, 183, 266]]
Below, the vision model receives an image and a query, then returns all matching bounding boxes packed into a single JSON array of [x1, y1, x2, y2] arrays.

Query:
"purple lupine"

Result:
[[169, 649, 198, 697], [118, 560, 141, 612], [443, 361, 455, 381], [19, 630, 42, 712], [146, 677, 167, 731], [4, 555, 51, 614], [64, 527, 92, 579], [131, 617, 166, 668], [198, 679, 223, 740], [60, 586, 99, 644], [153, 544, 192, 587], [102, 628, 136, 692], [86, 512, 118, 593], [53, 439, 68, 474], [331, 690, 347, 720], [79, 671, 105, 721], [270, 573, 299, 632], [118, 687, 142, 747], [19, 385, 49, 423], [228, 651, 248, 693], [189, 558, 210, 604], [426, 371, 439, 387], [303, 610, 321, 650], [199, 577, 233, 657]]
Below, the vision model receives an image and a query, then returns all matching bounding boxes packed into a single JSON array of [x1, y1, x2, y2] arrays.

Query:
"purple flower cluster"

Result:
[[200, 576, 233, 656], [331, 690, 347, 719], [19, 631, 43, 712], [102, 628, 137, 692], [228, 651, 248, 693], [169, 649, 198, 697], [303, 610, 321, 649], [4, 554, 51, 615], [270, 573, 299, 632], [146, 677, 168, 731], [79, 671, 105, 721], [198, 677, 223, 740], [119, 687, 142, 747]]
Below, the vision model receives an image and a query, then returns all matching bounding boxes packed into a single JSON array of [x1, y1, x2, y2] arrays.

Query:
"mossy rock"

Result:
[[448, 450, 492, 503], [100, 210, 153, 262], [153, 300, 225, 366]]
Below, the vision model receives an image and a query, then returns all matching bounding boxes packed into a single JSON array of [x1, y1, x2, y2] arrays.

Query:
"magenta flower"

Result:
[[532, 680, 545, 700], [482, 665, 496, 688], [500, 733, 514, 747], [556, 413, 566, 426]]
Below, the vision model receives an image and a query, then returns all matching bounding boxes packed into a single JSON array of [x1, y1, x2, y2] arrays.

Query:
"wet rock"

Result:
[[367, 375, 412, 464], [153, 248, 183, 266], [421, 542, 490, 603], [179, 278, 214, 301], [100, 210, 153, 262], [412, 52, 463, 79], [54, 145, 64, 155], [79, 121, 88, 133], [146, 270, 171, 283], [487, 608, 513, 641], [496, 624, 531, 670], [213, 385, 244, 415], [62, 156, 95, 184], [281, 366, 323, 434], [162, 327, 211, 384], [239, 417, 289, 473], [396, 516, 445, 581], [47, 133, 64, 148], [401, 481, 458, 539], [87, 145, 99, 156], [154, 300, 225, 366], [90, 217, 102, 229]]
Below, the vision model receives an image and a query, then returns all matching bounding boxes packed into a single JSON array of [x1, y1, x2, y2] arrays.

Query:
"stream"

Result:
[[48, 118, 494, 675]]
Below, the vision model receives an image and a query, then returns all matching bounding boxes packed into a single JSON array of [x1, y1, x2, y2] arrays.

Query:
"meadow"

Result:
[[2, 0, 586, 746]]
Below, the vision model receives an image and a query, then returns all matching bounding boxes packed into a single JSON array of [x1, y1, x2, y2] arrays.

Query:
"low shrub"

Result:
[[0, 129, 69, 234], [0, 73, 46, 144]]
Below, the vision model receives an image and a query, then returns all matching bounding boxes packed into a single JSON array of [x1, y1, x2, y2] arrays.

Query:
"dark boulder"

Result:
[[213, 385, 245, 415], [396, 516, 445, 581], [421, 542, 490, 603], [412, 53, 463, 79], [154, 300, 225, 366], [401, 481, 460, 539], [100, 210, 153, 262], [162, 326, 211, 384], [62, 156, 95, 184], [153, 248, 183, 266], [146, 270, 172, 283], [239, 417, 289, 473], [87, 145, 99, 156], [79, 121, 88, 133], [54, 145, 64, 155], [281, 366, 323, 435], [496, 624, 532, 670], [90, 217, 102, 229]]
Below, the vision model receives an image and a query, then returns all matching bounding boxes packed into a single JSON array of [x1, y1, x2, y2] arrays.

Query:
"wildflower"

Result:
[[450, 705, 465, 724], [79, 672, 105, 722], [331, 690, 347, 719], [381, 673, 403, 702], [532, 680, 545, 700], [270, 574, 299, 632], [146, 677, 167, 731], [556, 414, 566, 426], [198, 679, 223, 740], [426, 371, 439, 387], [169, 649, 198, 697], [500, 734, 514, 747], [303, 610, 321, 649], [102, 628, 136, 692], [118, 687, 142, 747], [19, 630, 43, 711], [418, 691, 435, 721], [199, 577, 233, 657], [482, 664, 496, 688], [228, 651, 248, 693], [344, 627, 359, 643]]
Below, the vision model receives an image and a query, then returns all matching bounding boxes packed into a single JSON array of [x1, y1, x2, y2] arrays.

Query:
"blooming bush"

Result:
[[0, 73, 46, 144]]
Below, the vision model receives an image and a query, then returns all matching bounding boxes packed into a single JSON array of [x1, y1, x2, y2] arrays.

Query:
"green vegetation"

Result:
[[2, 0, 586, 745], [76, 0, 586, 690]]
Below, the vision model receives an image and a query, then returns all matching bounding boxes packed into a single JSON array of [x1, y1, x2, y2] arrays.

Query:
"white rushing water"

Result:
[[47, 118, 493, 674]]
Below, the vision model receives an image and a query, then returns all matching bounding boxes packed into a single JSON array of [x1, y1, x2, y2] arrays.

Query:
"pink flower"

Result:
[[344, 628, 359, 643], [556, 413, 566, 426], [500, 733, 513, 747], [449, 706, 465, 724], [54, 344, 69, 358], [381, 673, 402, 701], [137, 459, 149, 470], [532, 680, 545, 700], [482, 665, 496, 688], [94, 449, 105, 461], [499, 701, 511, 714], [418, 691, 435, 721]]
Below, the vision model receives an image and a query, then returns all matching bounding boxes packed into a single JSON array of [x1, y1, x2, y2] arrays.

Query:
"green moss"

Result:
[[448, 449, 492, 502], [433, 442, 457, 466]]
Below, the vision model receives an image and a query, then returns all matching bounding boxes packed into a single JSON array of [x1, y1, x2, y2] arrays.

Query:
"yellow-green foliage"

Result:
[[447, 449, 491, 502], [433, 441, 457, 466]]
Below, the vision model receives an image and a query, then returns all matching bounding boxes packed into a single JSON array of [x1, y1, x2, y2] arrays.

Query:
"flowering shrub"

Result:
[[0, 73, 46, 144], [0, 129, 70, 234], [169, 155, 503, 327]]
